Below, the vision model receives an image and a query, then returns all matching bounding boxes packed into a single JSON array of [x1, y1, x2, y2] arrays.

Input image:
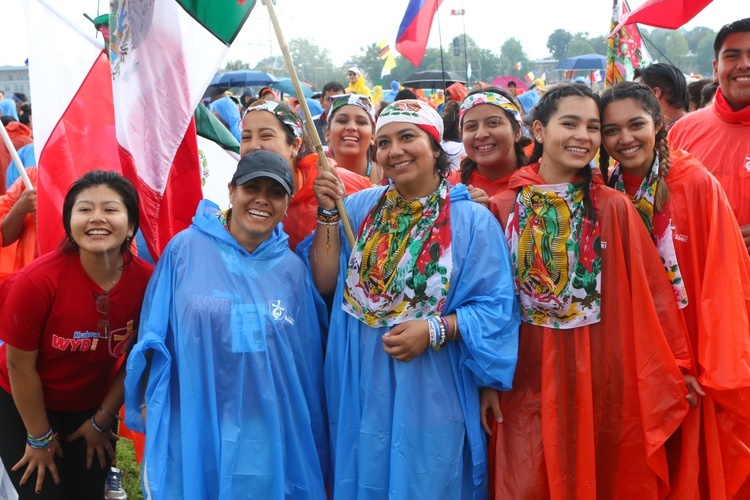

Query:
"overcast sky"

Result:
[[2, 0, 739, 69]]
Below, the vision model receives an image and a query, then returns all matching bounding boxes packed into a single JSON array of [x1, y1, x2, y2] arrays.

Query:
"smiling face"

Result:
[[326, 104, 374, 166], [602, 97, 659, 177], [228, 177, 291, 253], [376, 122, 441, 198], [533, 95, 601, 183], [347, 71, 359, 84], [69, 185, 134, 261], [461, 104, 521, 178], [240, 110, 301, 163], [714, 32, 750, 111]]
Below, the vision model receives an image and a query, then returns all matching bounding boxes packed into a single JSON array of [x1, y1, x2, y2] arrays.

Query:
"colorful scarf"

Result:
[[459, 92, 523, 127], [506, 181, 602, 329], [329, 94, 376, 124], [376, 99, 443, 143], [343, 181, 452, 327], [609, 153, 688, 308], [242, 99, 304, 138]]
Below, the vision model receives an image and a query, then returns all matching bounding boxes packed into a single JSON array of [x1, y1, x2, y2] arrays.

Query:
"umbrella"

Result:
[[210, 70, 278, 89], [402, 70, 466, 89], [555, 54, 607, 71], [490, 75, 528, 91], [270, 78, 314, 98]]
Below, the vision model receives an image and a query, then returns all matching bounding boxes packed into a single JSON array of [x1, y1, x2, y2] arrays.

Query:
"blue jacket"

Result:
[[125, 200, 329, 499], [301, 183, 519, 499], [210, 96, 242, 142]]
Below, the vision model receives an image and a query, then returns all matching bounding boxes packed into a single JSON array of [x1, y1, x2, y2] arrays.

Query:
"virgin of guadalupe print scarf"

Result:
[[343, 181, 452, 327], [609, 153, 688, 308], [506, 181, 602, 329]]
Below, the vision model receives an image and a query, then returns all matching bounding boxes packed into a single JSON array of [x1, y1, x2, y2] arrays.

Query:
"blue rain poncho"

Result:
[[210, 96, 242, 142], [125, 200, 329, 500], [301, 183, 520, 499]]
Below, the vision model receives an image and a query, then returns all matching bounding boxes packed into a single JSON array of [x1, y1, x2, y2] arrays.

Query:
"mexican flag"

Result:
[[109, 0, 256, 258]]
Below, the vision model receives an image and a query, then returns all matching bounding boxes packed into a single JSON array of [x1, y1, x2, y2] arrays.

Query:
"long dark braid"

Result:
[[600, 81, 671, 212], [459, 86, 531, 185], [530, 82, 601, 221]]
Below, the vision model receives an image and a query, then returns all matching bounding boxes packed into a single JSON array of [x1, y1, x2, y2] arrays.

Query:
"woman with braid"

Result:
[[485, 83, 695, 498], [447, 87, 531, 203], [600, 81, 750, 499]]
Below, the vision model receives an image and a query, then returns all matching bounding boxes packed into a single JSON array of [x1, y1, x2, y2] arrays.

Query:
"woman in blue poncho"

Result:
[[210, 95, 242, 142], [125, 150, 329, 499], [308, 99, 520, 499]]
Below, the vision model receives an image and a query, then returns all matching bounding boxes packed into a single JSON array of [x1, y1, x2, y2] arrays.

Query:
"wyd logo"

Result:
[[269, 300, 286, 321]]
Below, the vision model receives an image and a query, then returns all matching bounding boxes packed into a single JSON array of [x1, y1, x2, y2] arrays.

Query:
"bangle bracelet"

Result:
[[98, 407, 119, 421], [90, 415, 108, 433], [139, 403, 147, 410]]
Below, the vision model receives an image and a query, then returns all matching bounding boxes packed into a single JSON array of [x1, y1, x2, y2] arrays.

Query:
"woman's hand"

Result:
[[382, 320, 431, 361], [12, 438, 63, 493], [466, 185, 489, 207], [66, 417, 118, 469], [314, 163, 345, 210], [480, 387, 503, 436], [683, 373, 706, 407]]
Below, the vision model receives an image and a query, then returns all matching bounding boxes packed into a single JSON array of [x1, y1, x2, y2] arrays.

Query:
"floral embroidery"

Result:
[[343, 181, 452, 327], [610, 154, 688, 308]]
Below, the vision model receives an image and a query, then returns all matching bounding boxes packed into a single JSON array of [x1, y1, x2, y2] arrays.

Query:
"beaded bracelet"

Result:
[[317, 213, 341, 224], [27, 428, 57, 449], [428, 318, 437, 350], [90, 415, 108, 433], [98, 407, 120, 421]]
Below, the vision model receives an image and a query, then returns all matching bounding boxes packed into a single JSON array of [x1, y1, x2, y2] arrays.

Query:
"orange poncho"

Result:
[[487, 165, 691, 499], [0, 167, 38, 284], [668, 88, 750, 227], [284, 154, 372, 250], [660, 151, 750, 499], [447, 169, 513, 199]]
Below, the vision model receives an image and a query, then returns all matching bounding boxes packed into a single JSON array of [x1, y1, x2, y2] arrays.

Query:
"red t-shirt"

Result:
[[0, 249, 153, 411]]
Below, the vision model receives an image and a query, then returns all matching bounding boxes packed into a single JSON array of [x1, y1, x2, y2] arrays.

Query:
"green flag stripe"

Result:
[[195, 103, 240, 154], [177, 0, 256, 45]]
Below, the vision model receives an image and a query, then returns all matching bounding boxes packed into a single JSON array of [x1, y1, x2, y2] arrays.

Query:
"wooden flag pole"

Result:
[[263, 0, 356, 248], [0, 123, 33, 190]]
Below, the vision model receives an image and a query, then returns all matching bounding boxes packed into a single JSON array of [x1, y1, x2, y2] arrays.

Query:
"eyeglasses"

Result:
[[93, 292, 130, 358]]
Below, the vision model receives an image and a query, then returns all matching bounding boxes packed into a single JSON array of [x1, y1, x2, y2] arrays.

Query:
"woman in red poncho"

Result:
[[485, 82, 693, 499], [600, 81, 750, 499]]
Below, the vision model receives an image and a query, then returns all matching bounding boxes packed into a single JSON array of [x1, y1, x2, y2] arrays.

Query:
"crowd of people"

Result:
[[0, 16, 748, 500]]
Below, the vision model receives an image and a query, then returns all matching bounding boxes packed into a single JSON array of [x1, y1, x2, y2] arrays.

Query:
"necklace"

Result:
[[102, 266, 123, 292]]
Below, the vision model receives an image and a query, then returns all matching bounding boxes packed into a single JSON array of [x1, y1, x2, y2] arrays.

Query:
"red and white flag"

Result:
[[24, 0, 121, 254]]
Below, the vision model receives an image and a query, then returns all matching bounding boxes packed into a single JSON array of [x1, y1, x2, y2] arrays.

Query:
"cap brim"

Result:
[[234, 171, 292, 195]]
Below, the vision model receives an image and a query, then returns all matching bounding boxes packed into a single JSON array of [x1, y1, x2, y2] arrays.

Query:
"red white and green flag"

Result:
[[109, 0, 256, 258]]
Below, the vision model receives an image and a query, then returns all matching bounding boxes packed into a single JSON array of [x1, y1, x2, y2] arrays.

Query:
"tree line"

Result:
[[223, 26, 717, 90]]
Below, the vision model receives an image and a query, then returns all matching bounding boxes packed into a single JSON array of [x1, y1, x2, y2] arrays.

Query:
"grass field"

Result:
[[116, 438, 143, 500]]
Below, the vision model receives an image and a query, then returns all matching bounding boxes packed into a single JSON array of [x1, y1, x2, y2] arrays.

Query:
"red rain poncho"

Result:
[[487, 164, 691, 499]]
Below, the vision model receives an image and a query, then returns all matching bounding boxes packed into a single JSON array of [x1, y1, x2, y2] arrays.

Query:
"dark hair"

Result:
[[633, 63, 689, 112], [530, 82, 600, 221], [599, 82, 671, 212], [19, 102, 31, 126], [441, 100, 461, 142], [507, 81, 517, 88], [687, 79, 712, 110], [395, 89, 418, 101], [431, 136, 451, 177], [458, 86, 531, 184], [61, 170, 140, 260], [11, 93, 27, 103], [700, 81, 719, 108], [714, 18, 750, 59], [322, 81, 345, 96], [0, 115, 15, 127]]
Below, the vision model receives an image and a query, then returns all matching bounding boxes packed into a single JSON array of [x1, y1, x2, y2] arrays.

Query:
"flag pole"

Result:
[[263, 0, 356, 248], [0, 123, 33, 190]]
